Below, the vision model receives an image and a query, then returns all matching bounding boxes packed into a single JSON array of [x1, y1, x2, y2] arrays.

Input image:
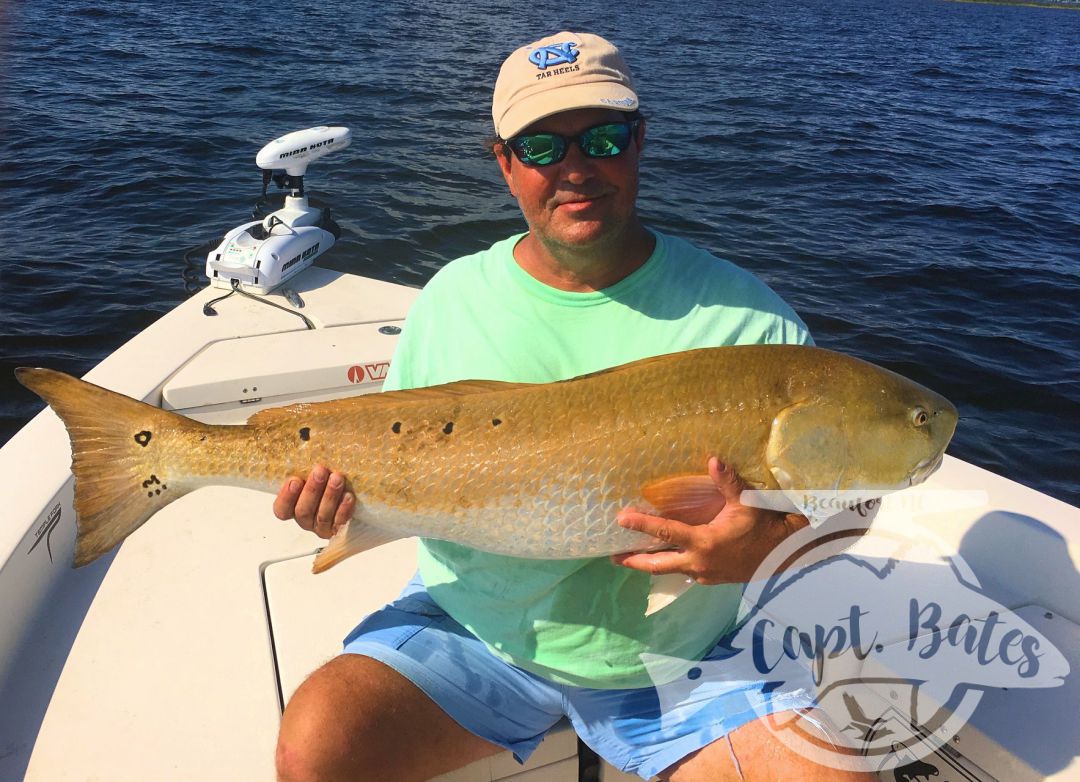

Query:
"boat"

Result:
[[1, 132, 1076, 782]]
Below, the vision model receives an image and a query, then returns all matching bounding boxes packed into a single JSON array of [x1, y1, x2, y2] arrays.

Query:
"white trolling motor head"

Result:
[[206, 126, 352, 294]]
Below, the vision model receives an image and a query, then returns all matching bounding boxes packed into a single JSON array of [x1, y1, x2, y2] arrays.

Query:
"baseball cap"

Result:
[[492, 32, 639, 139]]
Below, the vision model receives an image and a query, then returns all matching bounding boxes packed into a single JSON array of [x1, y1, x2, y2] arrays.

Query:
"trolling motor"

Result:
[[205, 126, 352, 294]]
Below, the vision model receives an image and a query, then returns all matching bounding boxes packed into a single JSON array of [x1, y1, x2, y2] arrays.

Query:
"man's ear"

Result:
[[494, 143, 517, 197]]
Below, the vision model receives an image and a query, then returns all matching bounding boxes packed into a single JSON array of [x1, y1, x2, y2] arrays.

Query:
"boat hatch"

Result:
[[261, 543, 582, 781], [162, 321, 402, 422]]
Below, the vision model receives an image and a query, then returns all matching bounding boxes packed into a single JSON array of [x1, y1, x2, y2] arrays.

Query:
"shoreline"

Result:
[[944, 0, 1080, 9]]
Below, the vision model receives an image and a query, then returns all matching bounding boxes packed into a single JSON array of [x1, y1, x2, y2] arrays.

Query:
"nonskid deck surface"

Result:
[[2, 269, 1077, 780]]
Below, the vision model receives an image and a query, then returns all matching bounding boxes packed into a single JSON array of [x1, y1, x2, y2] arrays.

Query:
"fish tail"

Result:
[[16, 367, 206, 567]]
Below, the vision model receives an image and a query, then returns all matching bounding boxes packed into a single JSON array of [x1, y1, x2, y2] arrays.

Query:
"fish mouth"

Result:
[[908, 452, 944, 486]]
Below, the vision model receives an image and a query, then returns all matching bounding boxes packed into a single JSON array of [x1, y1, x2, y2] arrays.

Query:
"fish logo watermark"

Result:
[[528, 42, 579, 70], [642, 489, 1070, 773]]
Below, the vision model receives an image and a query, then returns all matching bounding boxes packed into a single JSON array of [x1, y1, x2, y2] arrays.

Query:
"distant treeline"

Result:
[[946, 0, 1080, 7]]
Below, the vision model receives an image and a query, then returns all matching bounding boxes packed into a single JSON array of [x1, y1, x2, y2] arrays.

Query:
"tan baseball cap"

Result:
[[492, 32, 639, 139]]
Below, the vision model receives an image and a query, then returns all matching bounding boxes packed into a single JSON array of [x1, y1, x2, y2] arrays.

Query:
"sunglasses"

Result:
[[504, 120, 640, 167]]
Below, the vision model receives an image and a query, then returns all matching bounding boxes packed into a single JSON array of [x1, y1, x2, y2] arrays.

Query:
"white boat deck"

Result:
[[1, 267, 1076, 781]]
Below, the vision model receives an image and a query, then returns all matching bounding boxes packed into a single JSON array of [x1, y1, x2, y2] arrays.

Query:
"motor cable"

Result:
[[202, 279, 315, 330]]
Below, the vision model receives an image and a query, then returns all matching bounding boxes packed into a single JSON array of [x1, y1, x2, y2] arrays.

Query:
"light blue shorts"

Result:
[[342, 575, 817, 780]]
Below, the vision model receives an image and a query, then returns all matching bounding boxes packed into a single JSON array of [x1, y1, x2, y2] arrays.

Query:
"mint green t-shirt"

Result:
[[383, 230, 812, 688]]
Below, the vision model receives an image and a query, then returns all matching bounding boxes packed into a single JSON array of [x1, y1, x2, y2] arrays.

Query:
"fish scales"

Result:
[[15, 345, 958, 571], [264, 354, 756, 555]]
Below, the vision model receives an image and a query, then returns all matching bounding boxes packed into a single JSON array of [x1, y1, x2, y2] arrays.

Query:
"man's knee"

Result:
[[276, 656, 387, 782], [663, 710, 876, 781], [276, 654, 503, 782]]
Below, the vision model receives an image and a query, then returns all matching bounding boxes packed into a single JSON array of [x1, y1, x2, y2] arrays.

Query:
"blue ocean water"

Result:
[[1, 0, 1078, 505]]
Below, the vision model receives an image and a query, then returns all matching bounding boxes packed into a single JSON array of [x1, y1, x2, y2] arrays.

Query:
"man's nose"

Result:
[[560, 143, 596, 184]]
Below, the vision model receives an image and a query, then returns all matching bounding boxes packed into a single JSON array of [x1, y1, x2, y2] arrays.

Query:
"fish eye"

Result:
[[912, 408, 929, 427]]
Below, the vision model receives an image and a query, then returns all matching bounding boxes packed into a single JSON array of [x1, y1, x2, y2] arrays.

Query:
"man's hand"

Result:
[[273, 465, 355, 539], [611, 457, 808, 583]]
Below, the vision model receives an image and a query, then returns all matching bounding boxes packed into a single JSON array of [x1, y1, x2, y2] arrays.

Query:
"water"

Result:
[[2, 0, 1078, 505]]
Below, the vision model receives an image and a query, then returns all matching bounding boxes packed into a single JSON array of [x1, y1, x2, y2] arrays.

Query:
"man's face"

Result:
[[497, 108, 645, 253]]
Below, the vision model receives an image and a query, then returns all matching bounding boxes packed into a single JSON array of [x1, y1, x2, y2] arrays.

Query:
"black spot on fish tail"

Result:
[[144, 474, 166, 499], [492, 418, 502, 427], [134, 431, 152, 447], [443, 422, 454, 435], [299, 427, 311, 441], [391, 422, 402, 434]]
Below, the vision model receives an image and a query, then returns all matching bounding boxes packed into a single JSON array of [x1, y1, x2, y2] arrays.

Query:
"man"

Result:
[[274, 32, 873, 782]]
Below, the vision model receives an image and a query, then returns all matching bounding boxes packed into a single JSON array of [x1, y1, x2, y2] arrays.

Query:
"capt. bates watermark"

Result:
[[643, 489, 1070, 774]]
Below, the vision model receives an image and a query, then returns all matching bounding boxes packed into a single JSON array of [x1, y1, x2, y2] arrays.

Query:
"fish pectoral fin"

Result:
[[311, 520, 404, 573], [640, 474, 725, 525], [645, 573, 695, 616]]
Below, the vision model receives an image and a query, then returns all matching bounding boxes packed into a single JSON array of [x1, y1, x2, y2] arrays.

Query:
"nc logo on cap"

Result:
[[528, 42, 579, 70]]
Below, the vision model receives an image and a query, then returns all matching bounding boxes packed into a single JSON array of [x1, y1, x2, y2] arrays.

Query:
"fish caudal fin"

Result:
[[16, 368, 205, 567], [312, 519, 403, 573]]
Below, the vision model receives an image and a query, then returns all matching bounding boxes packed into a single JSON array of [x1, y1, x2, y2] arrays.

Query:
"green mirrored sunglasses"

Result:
[[504, 120, 640, 167]]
